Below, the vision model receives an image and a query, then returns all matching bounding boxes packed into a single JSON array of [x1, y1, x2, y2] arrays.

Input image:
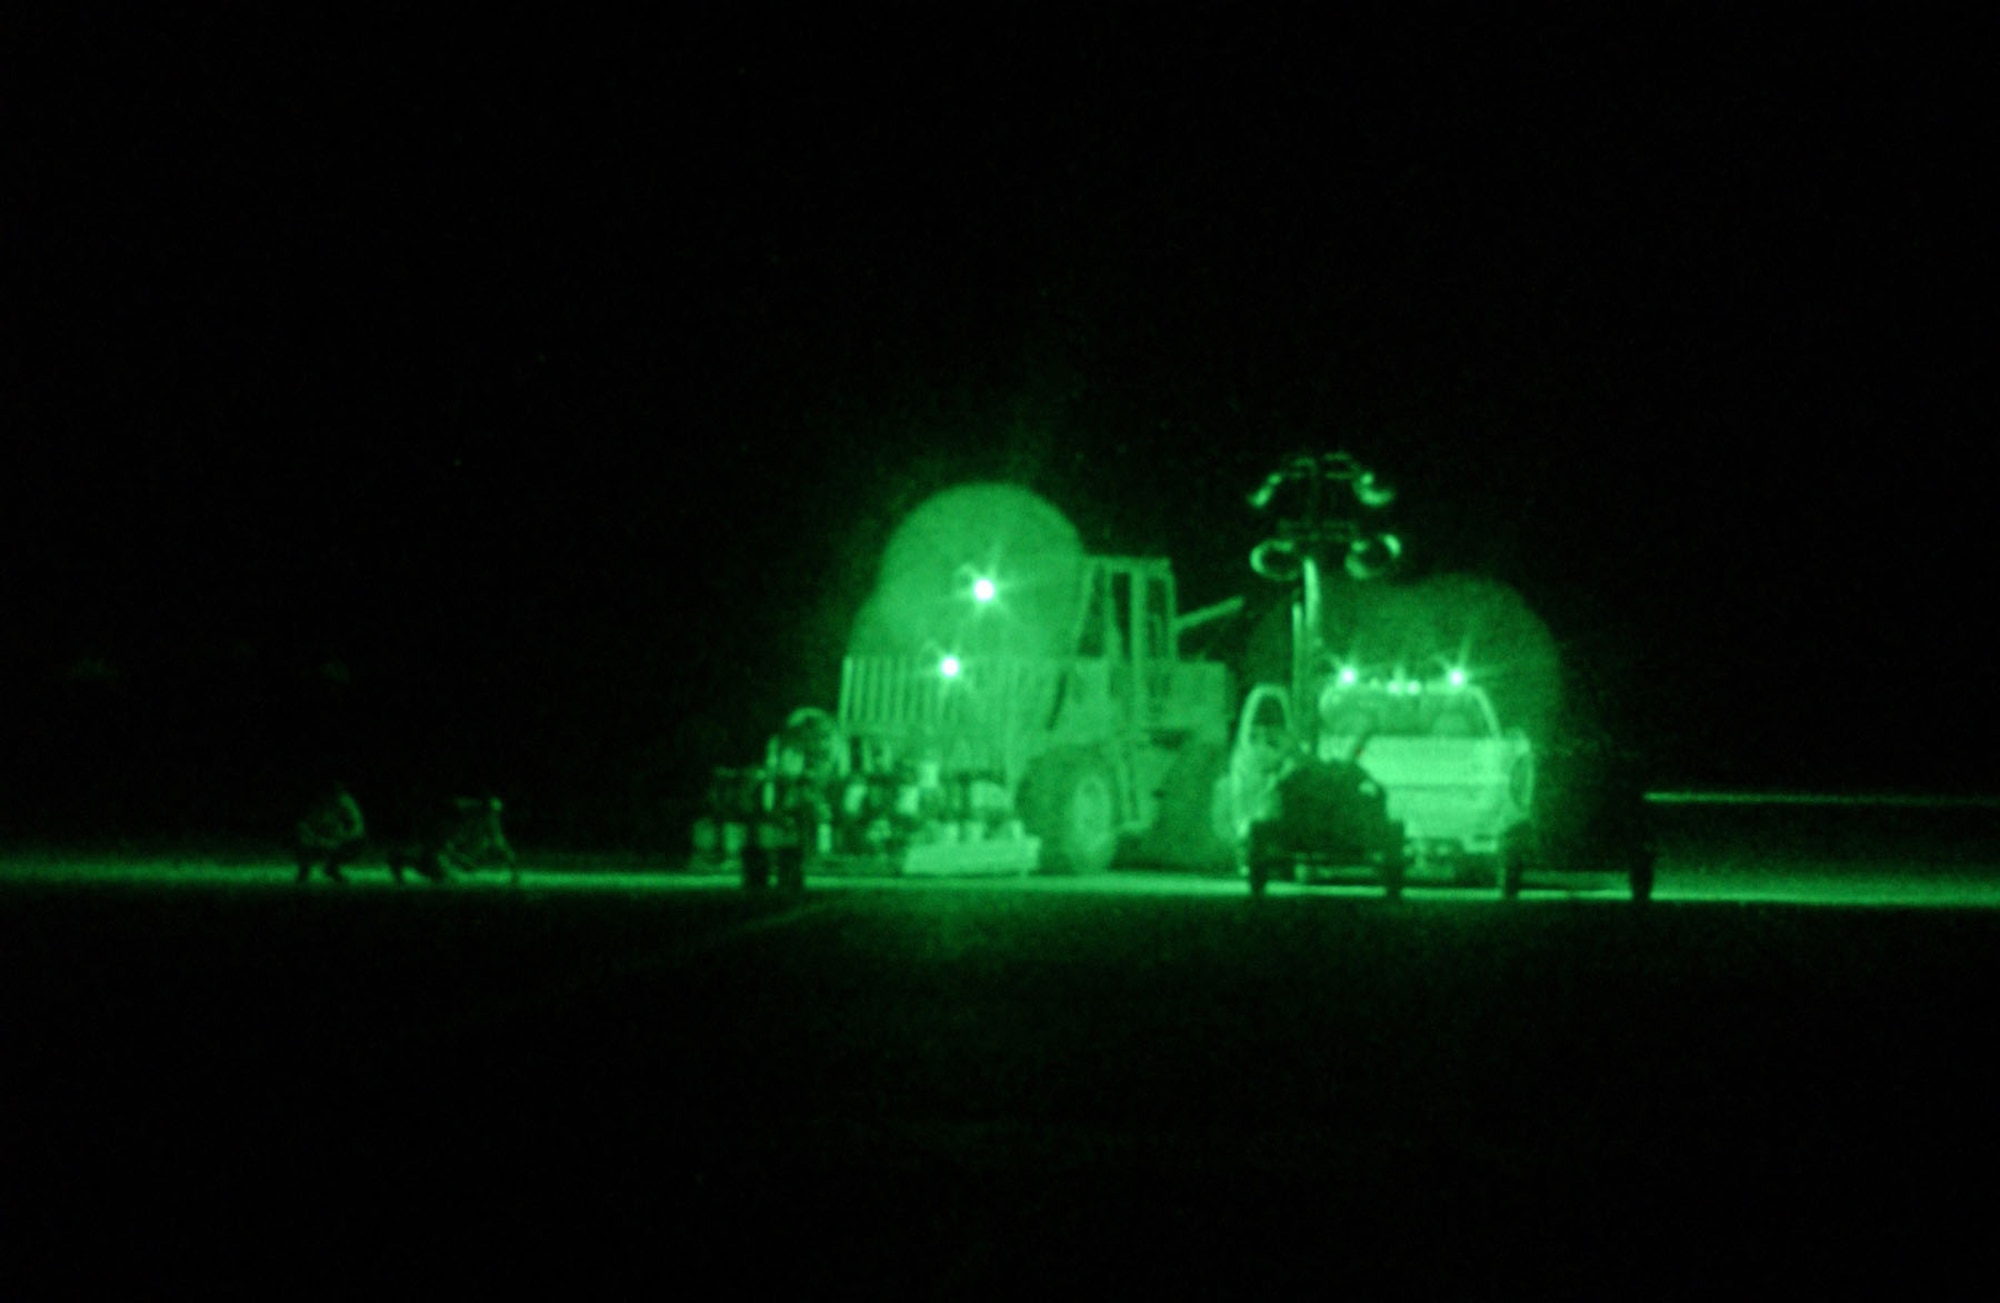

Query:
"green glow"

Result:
[[972, 577, 996, 603], [940, 655, 962, 679], [849, 484, 1087, 661], [1354, 470, 1396, 508], [1252, 572, 1561, 746], [1338, 666, 1359, 686], [1319, 681, 1498, 740], [1341, 532, 1403, 581], [1448, 668, 1467, 687], [20, 856, 2000, 911]]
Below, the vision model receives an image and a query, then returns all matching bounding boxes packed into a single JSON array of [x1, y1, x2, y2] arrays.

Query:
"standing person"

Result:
[[773, 754, 829, 894], [297, 780, 366, 884]]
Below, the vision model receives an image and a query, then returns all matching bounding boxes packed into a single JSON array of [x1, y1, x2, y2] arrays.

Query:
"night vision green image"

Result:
[[6, 9, 1994, 1294]]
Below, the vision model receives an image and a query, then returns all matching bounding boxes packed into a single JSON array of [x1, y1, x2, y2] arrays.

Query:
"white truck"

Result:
[[1316, 673, 1536, 886], [1222, 452, 1553, 899], [1226, 671, 1536, 897]]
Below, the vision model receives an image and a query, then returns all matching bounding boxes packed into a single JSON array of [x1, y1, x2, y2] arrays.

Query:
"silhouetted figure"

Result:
[[296, 781, 366, 884], [773, 769, 827, 894], [743, 748, 826, 894], [1599, 756, 1657, 904], [388, 795, 517, 885], [732, 712, 842, 893]]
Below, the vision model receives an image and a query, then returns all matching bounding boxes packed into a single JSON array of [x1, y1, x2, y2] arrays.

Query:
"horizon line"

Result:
[[1646, 791, 2000, 809]]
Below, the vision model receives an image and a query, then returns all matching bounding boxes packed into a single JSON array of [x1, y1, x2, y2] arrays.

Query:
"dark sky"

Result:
[[8, 12, 1995, 838]]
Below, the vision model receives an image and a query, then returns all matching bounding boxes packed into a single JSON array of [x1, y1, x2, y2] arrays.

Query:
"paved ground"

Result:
[[4, 807, 1999, 1290]]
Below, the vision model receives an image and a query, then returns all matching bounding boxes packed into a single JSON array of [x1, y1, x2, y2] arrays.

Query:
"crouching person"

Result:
[[389, 795, 518, 886], [297, 781, 367, 884]]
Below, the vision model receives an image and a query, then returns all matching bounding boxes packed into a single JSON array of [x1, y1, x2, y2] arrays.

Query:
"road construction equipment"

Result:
[[693, 484, 1234, 879], [1223, 453, 1542, 898]]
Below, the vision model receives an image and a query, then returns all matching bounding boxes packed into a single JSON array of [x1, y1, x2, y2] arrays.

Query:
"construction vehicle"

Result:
[[1316, 673, 1537, 889], [694, 466, 1645, 900], [691, 484, 1238, 879], [1222, 452, 1542, 898], [1223, 452, 1655, 902]]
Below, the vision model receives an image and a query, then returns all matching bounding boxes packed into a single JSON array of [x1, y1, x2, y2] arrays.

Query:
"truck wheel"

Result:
[[1378, 820, 1408, 901], [1245, 821, 1285, 897], [1499, 825, 1533, 901], [1025, 754, 1118, 875]]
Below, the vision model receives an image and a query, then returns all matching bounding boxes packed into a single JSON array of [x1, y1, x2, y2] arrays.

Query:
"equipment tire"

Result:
[[1630, 852, 1655, 905], [776, 847, 806, 894], [1508, 756, 1536, 819], [1144, 740, 1233, 871], [741, 844, 772, 891], [1378, 819, 1408, 901], [1499, 824, 1534, 901], [1244, 820, 1283, 896], [1382, 850, 1405, 902], [1024, 753, 1118, 875]]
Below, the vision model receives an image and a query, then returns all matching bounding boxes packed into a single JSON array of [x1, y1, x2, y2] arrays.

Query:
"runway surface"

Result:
[[4, 798, 1998, 1290]]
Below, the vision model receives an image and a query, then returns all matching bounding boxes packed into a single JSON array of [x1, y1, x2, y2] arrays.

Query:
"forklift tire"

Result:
[[1143, 740, 1233, 871], [1024, 753, 1118, 875]]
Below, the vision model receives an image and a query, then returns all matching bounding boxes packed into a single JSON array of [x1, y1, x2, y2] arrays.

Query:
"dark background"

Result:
[[8, 11, 1993, 848]]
